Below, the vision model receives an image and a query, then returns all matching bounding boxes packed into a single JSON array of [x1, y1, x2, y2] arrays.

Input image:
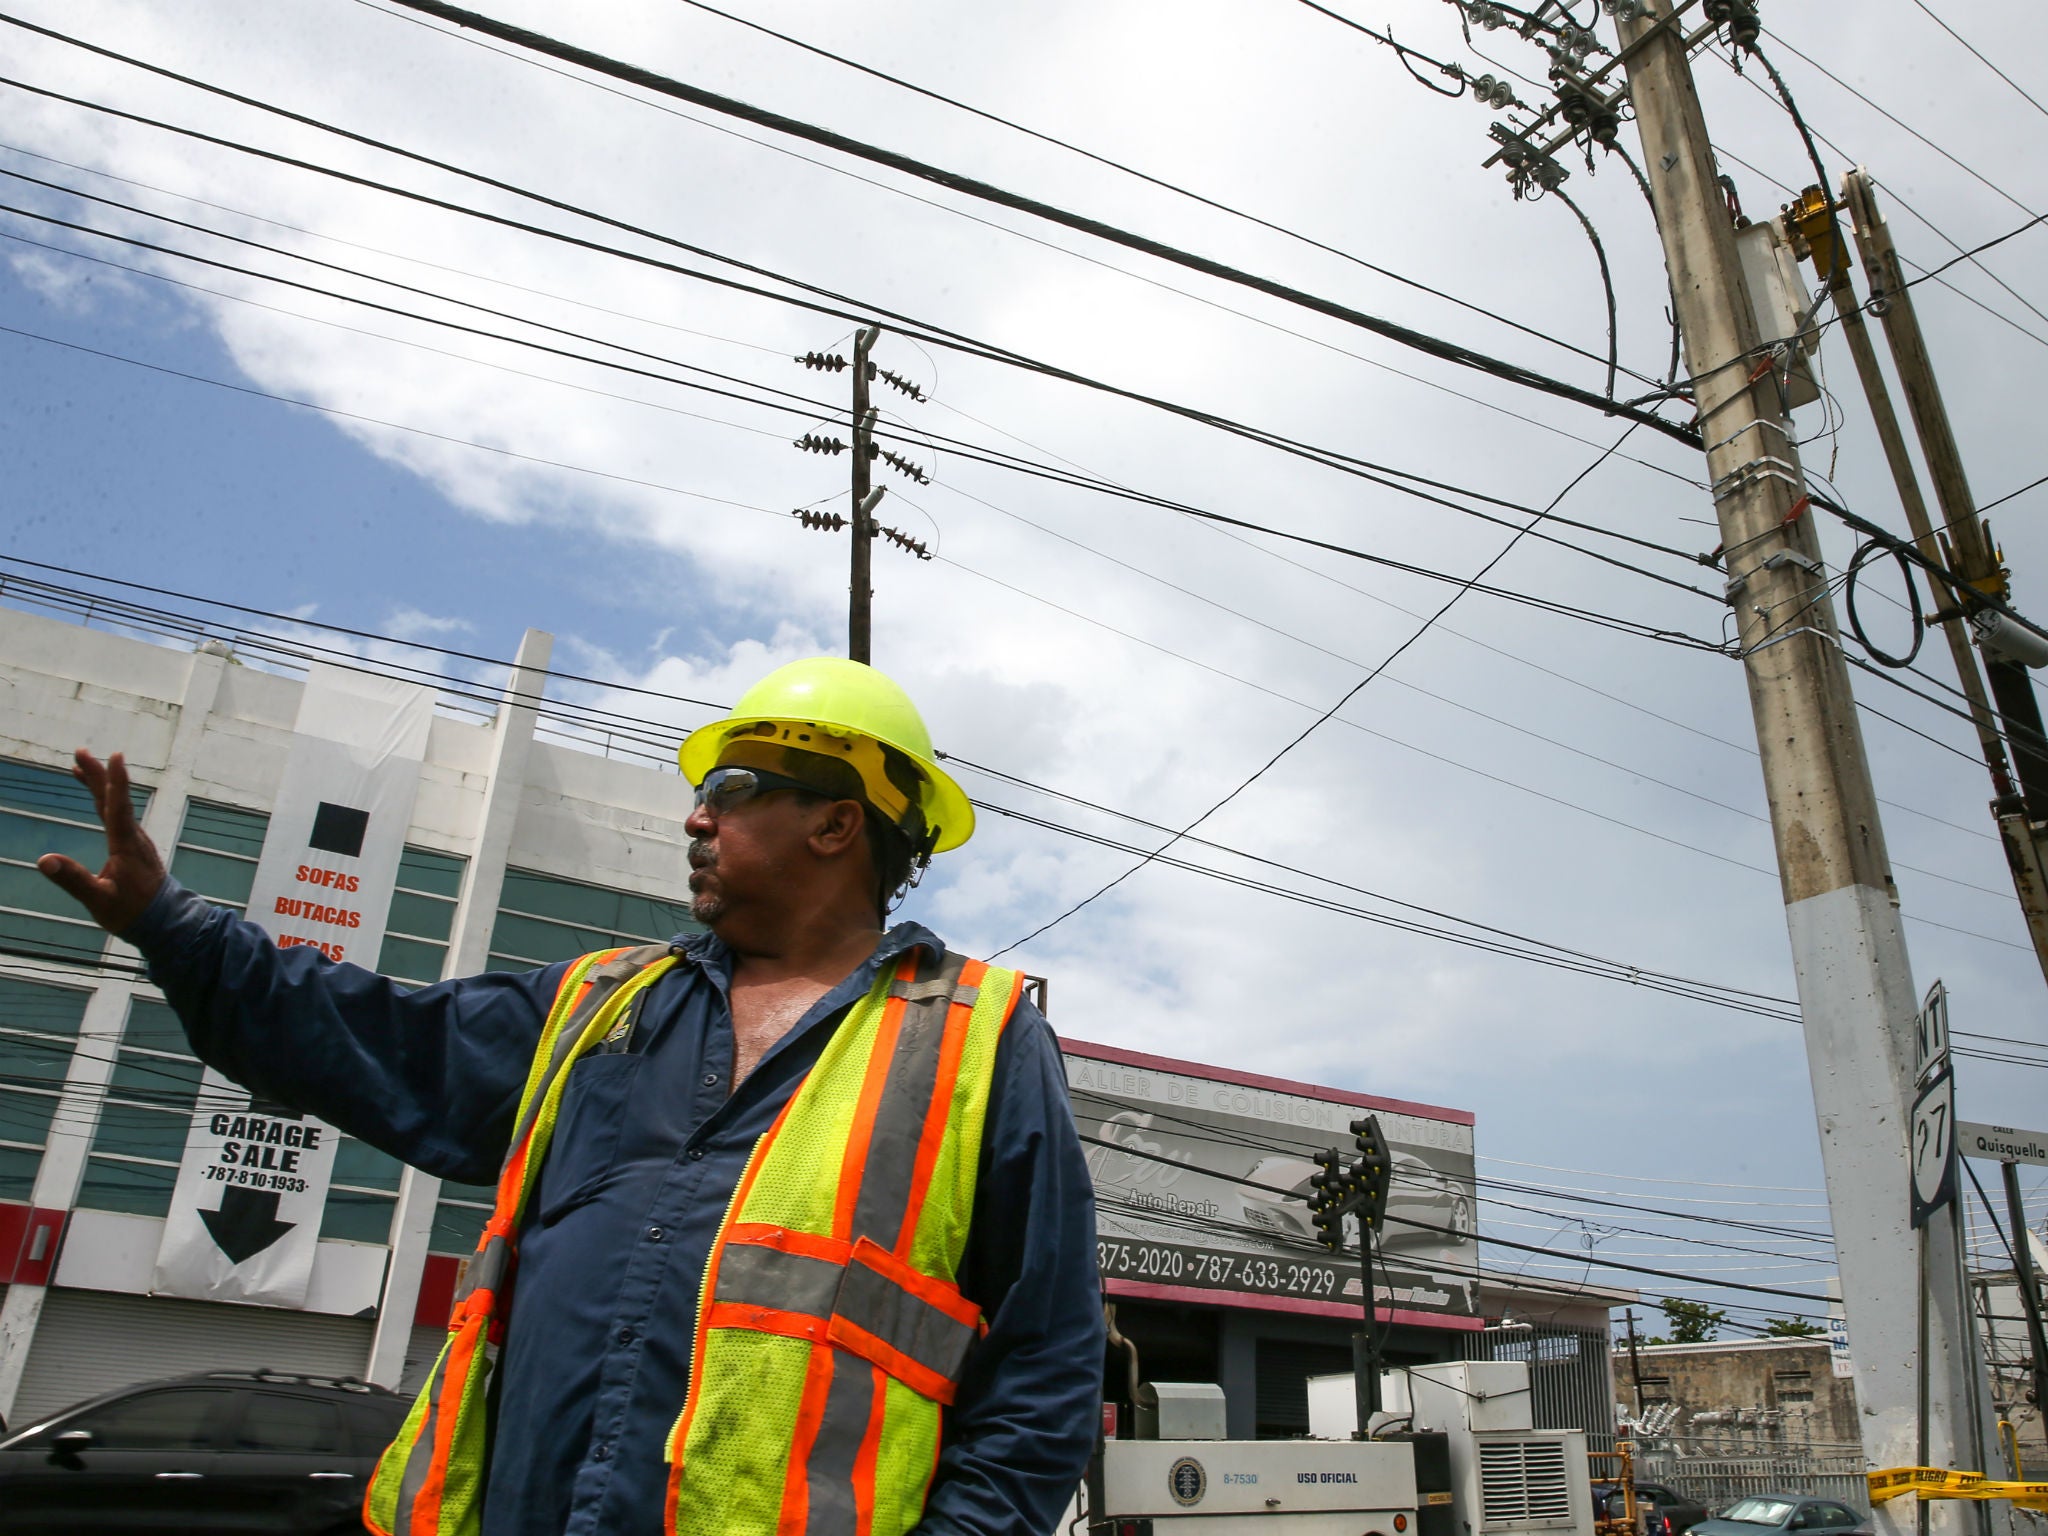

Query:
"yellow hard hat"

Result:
[[678, 657, 975, 853]]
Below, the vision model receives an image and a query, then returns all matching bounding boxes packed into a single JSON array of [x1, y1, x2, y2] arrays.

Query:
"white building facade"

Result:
[[0, 605, 704, 1425]]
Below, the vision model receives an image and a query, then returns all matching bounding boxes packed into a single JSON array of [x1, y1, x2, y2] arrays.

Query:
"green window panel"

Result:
[[396, 846, 466, 900], [0, 1030, 72, 1086], [0, 976, 91, 1203], [75, 1155, 178, 1217], [376, 936, 446, 987], [487, 868, 699, 973], [0, 1089, 58, 1147], [170, 801, 268, 913], [121, 999, 189, 1056], [89, 1102, 196, 1164], [386, 889, 456, 945], [107, 1051, 204, 1110], [430, 1193, 491, 1256], [0, 975, 90, 1037], [0, 758, 148, 966], [333, 1136, 403, 1193], [0, 1144, 41, 1203], [319, 1186, 397, 1244], [176, 801, 267, 858]]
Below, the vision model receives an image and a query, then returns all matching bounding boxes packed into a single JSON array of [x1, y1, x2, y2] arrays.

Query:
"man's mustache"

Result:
[[688, 840, 716, 871]]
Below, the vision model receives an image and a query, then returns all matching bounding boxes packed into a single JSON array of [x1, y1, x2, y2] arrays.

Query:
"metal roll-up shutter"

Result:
[[12, 1288, 374, 1424], [401, 1323, 446, 1395], [1254, 1338, 1355, 1437]]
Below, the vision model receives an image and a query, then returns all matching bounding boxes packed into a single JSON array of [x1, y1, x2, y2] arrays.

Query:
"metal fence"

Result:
[[1462, 1323, 1617, 1454], [1636, 1443, 1870, 1514]]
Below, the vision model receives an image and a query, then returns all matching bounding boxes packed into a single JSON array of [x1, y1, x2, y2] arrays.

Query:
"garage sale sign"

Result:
[[152, 666, 435, 1308]]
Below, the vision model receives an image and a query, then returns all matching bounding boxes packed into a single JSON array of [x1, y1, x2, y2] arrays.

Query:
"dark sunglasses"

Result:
[[692, 765, 825, 815]]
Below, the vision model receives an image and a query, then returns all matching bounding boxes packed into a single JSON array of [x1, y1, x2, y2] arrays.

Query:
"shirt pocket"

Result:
[[530, 1054, 642, 1224]]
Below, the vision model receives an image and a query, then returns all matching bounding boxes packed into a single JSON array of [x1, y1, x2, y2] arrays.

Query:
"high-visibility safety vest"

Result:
[[365, 940, 1024, 1536]]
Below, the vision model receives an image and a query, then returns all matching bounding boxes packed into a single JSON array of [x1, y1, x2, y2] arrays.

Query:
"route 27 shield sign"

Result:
[[1909, 982, 1955, 1229]]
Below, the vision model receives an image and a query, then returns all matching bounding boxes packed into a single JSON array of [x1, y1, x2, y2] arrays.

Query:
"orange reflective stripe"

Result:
[[409, 1317, 482, 1533], [707, 1300, 832, 1344], [833, 956, 915, 1240], [893, 959, 983, 1259], [823, 1314, 957, 1406], [848, 1236, 980, 1328], [726, 1223, 852, 1265], [776, 1345, 837, 1535]]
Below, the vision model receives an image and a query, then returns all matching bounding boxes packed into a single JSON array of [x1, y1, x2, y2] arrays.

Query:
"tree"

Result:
[[1761, 1316, 1825, 1337], [1660, 1297, 1729, 1344]]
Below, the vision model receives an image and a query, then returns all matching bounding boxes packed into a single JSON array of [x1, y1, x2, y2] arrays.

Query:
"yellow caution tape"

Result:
[[1868, 1468, 2048, 1509]]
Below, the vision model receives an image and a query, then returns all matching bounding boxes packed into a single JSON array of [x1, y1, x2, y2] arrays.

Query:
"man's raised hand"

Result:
[[37, 750, 167, 936]]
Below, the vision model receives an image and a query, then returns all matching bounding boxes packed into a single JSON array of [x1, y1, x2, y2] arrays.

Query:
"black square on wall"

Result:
[[308, 801, 370, 858]]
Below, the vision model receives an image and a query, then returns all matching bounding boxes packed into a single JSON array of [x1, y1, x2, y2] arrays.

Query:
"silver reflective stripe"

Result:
[[834, 1256, 978, 1388], [393, 1343, 452, 1530], [455, 1233, 511, 1304], [802, 1349, 875, 1536], [714, 1242, 843, 1320], [848, 950, 966, 1250]]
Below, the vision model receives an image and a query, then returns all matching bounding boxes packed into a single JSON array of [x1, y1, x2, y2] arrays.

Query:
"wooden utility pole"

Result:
[[1834, 172, 2048, 988], [848, 324, 882, 664], [1615, 7, 1991, 1526]]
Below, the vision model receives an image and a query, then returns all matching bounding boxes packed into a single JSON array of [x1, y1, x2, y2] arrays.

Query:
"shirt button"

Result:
[[648, 1227, 665, 1243], [689, 1147, 705, 1160], [591, 1444, 610, 1463], [619, 1326, 635, 1345], [702, 1072, 719, 1087]]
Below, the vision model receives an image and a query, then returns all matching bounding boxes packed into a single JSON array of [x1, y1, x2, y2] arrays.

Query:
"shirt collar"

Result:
[[669, 921, 943, 991]]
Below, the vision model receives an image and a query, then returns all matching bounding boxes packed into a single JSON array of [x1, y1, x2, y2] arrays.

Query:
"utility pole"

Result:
[[849, 323, 881, 664], [1999, 1163, 2048, 1416], [792, 330, 932, 663], [1615, 6, 1992, 1527], [1625, 1309, 1644, 1416], [1834, 172, 2048, 990]]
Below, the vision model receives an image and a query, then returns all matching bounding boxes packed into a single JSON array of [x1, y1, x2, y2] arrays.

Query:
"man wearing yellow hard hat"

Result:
[[41, 657, 1105, 1536]]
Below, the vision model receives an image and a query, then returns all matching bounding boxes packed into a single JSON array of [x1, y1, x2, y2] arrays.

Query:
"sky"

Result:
[[3, 0, 2047, 1332]]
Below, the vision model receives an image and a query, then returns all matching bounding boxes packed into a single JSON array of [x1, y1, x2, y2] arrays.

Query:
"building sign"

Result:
[[153, 667, 434, 1307], [1064, 1040, 1480, 1327]]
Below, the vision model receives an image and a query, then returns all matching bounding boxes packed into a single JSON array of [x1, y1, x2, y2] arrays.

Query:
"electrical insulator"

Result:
[[874, 367, 926, 402], [1536, 158, 1568, 192], [1464, 2, 1508, 29], [877, 524, 933, 561], [795, 351, 848, 372], [794, 433, 847, 455], [877, 449, 930, 485], [1589, 102, 1621, 148], [1706, 0, 1759, 49], [1555, 79, 1593, 130], [791, 508, 848, 532]]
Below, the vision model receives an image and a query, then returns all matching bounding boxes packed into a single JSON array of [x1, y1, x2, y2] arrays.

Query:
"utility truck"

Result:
[[1083, 1359, 1596, 1536]]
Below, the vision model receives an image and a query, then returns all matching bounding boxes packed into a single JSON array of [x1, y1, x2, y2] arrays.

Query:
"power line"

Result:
[[644, 0, 1643, 383], [0, 168, 1724, 592], [0, 75, 1724, 593], [1902, 0, 2048, 124], [0, 311, 1719, 651], [345, 0, 1697, 442], [991, 425, 1646, 957]]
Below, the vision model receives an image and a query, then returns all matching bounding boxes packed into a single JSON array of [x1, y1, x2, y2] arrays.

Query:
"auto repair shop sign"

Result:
[[152, 666, 434, 1307], [1063, 1039, 1480, 1324]]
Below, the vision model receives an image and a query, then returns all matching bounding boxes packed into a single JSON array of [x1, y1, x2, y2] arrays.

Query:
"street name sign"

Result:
[[1956, 1122, 2048, 1167]]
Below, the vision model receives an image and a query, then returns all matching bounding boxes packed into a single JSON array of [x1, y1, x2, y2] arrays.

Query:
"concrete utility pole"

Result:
[[848, 323, 882, 664], [1615, 6, 1992, 1525]]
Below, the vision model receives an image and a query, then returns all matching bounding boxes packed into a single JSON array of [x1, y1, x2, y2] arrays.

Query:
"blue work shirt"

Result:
[[129, 877, 1104, 1536]]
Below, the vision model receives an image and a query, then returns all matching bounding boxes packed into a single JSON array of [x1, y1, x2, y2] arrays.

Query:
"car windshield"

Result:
[[1721, 1500, 1798, 1525]]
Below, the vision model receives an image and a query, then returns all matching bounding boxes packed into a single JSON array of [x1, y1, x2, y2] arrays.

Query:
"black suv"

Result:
[[0, 1368, 409, 1535]]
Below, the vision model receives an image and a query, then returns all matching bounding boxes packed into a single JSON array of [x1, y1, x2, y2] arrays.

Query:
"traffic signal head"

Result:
[[1350, 1116, 1393, 1229]]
